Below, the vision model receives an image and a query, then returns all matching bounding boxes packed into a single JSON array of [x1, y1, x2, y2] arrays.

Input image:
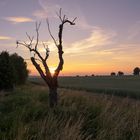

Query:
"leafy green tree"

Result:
[[10, 53, 28, 85], [0, 51, 15, 90], [0, 51, 28, 91]]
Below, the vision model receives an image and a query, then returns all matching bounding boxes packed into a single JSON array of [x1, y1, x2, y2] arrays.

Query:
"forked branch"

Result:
[[52, 9, 77, 78], [17, 22, 52, 85]]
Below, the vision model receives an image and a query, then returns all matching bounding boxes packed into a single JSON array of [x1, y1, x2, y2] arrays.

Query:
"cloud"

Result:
[[74, 13, 94, 31], [37, 0, 92, 30], [4, 17, 34, 24], [127, 21, 140, 40], [65, 27, 116, 54], [0, 36, 12, 40], [33, 10, 48, 19], [37, 0, 60, 18]]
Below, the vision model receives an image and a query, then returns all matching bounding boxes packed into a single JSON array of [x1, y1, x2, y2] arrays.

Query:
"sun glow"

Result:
[[49, 66, 56, 74]]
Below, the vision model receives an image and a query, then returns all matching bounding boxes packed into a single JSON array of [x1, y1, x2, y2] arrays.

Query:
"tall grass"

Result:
[[0, 84, 140, 140]]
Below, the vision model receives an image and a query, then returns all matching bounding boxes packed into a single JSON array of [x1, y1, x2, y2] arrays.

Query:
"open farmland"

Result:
[[29, 76, 140, 99]]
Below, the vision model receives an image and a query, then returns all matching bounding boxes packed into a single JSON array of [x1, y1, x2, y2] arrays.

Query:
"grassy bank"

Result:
[[29, 76, 140, 99], [0, 84, 140, 140]]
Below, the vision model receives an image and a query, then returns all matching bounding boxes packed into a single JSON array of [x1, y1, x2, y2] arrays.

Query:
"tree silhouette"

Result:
[[111, 72, 116, 76], [10, 53, 28, 85], [0, 51, 14, 91], [17, 9, 76, 107], [117, 71, 124, 76], [0, 51, 28, 91], [133, 67, 140, 75]]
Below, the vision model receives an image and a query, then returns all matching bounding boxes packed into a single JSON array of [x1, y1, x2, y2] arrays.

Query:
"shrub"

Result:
[[0, 51, 15, 91], [0, 51, 28, 91], [10, 53, 28, 85]]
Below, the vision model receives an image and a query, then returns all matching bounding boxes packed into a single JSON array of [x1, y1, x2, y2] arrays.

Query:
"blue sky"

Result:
[[0, 0, 140, 75]]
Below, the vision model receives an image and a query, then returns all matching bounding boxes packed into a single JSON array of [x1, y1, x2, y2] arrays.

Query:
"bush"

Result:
[[0, 51, 15, 91], [10, 53, 28, 85], [0, 51, 28, 91]]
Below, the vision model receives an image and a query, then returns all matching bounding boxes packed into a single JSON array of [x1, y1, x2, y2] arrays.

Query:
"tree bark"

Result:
[[49, 87, 58, 107]]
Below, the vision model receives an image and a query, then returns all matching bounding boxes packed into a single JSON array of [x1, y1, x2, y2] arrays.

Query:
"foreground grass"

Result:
[[0, 84, 140, 140]]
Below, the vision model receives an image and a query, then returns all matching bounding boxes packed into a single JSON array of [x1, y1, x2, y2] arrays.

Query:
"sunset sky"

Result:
[[0, 0, 140, 76]]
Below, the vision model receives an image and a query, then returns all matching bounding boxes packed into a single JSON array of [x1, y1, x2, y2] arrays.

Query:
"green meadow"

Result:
[[29, 75, 140, 99]]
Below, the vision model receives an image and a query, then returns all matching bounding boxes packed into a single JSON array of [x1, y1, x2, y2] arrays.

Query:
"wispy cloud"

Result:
[[65, 27, 116, 54], [33, 10, 48, 19], [0, 36, 12, 40], [77, 19, 93, 30], [37, 0, 60, 18], [4, 16, 34, 24]]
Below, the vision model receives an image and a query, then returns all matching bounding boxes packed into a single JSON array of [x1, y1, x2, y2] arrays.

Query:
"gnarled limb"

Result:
[[53, 10, 76, 78]]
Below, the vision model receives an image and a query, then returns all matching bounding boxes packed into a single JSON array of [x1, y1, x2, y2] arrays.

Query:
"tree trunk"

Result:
[[49, 87, 58, 107]]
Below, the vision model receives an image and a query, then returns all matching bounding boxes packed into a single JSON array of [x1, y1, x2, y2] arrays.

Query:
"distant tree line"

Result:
[[111, 71, 124, 76], [110, 67, 140, 76], [76, 67, 140, 77], [0, 51, 28, 91]]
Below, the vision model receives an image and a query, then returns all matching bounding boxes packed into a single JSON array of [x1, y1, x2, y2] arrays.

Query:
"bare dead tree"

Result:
[[17, 9, 76, 107]]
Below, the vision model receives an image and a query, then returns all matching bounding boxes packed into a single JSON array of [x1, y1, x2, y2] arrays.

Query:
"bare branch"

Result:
[[42, 42, 50, 61], [30, 57, 51, 86], [26, 32, 33, 42], [16, 40, 20, 48], [17, 41, 31, 51], [46, 19, 58, 47], [63, 15, 66, 21], [35, 22, 41, 50], [72, 17, 77, 23], [36, 22, 41, 30], [59, 8, 62, 19], [53, 9, 76, 78], [56, 8, 63, 22], [56, 13, 62, 22], [23, 41, 28, 46]]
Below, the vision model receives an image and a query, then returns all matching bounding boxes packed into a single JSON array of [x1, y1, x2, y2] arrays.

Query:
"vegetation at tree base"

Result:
[[133, 67, 140, 75], [0, 84, 139, 140], [0, 51, 28, 91]]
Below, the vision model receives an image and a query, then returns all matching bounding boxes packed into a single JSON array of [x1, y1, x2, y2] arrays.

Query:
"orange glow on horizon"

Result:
[[27, 62, 135, 76]]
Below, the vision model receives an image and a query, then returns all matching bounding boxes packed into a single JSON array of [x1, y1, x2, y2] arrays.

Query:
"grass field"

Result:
[[0, 83, 140, 140], [29, 75, 140, 99]]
